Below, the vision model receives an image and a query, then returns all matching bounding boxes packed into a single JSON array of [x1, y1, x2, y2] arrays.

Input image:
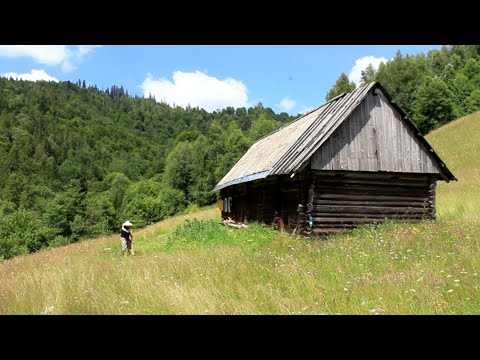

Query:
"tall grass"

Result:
[[1, 113, 480, 314], [426, 111, 480, 221], [1, 213, 479, 314]]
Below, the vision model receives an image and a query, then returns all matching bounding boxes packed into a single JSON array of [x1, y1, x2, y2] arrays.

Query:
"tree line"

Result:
[[326, 45, 480, 134], [0, 77, 293, 259]]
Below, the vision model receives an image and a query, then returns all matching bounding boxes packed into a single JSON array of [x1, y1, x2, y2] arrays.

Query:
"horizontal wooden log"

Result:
[[311, 212, 430, 219], [312, 171, 431, 182], [311, 205, 430, 214], [312, 223, 362, 228], [300, 212, 435, 226], [314, 185, 428, 196], [310, 217, 410, 223], [313, 178, 430, 187], [315, 193, 429, 201], [313, 199, 429, 207], [314, 182, 429, 191]]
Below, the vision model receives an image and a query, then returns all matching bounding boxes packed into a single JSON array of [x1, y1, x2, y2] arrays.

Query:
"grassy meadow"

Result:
[[0, 112, 479, 315]]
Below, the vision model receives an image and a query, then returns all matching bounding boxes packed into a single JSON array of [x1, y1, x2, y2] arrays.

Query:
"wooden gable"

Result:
[[311, 87, 441, 174]]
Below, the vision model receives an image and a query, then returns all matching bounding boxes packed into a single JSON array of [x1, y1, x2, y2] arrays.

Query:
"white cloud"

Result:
[[0, 45, 101, 72], [348, 55, 388, 86], [279, 96, 296, 111], [140, 70, 248, 112], [2, 69, 59, 82], [76, 45, 101, 57]]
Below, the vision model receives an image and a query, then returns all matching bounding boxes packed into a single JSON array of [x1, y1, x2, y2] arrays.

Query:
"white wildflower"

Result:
[[41, 306, 55, 315]]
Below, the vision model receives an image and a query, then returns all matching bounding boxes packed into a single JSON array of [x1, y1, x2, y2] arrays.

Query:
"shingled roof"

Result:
[[213, 82, 455, 191]]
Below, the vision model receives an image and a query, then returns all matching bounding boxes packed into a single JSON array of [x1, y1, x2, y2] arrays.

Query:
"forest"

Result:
[[1, 44, 479, 259]]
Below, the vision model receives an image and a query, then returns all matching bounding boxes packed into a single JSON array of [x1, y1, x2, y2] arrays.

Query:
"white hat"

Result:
[[123, 220, 133, 227]]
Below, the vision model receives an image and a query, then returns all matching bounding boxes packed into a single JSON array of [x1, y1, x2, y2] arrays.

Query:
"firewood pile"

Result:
[[221, 217, 248, 229]]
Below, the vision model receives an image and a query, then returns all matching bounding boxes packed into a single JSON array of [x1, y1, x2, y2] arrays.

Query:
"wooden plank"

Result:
[[311, 205, 429, 214], [314, 184, 429, 193], [311, 170, 431, 181], [315, 193, 429, 201], [313, 199, 429, 206], [313, 178, 429, 187], [311, 213, 428, 219]]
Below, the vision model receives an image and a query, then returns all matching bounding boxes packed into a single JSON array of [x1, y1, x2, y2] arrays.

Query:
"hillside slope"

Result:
[[426, 111, 480, 220], [1, 114, 479, 314]]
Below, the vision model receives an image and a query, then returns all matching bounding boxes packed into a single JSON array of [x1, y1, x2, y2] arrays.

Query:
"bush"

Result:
[[122, 185, 187, 227], [0, 209, 53, 259], [165, 218, 228, 249]]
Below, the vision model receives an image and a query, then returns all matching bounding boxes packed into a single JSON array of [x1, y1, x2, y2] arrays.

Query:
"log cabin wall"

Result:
[[303, 170, 437, 234], [220, 174, 304, 231], [220, 170, 437, 235]]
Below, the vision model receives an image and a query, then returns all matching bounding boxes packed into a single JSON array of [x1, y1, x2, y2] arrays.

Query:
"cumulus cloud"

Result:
[[2, 69, 59, 82], [140, 70, 248, 112], [0, 45, 101, 72], [279, 96, 296, 111], [348, 55, 388, 86]]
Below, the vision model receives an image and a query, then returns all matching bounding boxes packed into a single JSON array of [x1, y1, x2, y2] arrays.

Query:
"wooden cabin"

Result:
[[213, 82, 456, 235]]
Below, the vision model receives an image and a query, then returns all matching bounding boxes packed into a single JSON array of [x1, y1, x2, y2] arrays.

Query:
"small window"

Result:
[[223, 197, 232, 212]]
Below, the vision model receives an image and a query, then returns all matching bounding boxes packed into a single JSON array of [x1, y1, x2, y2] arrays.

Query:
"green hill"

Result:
[[1, 113, 479, 314], [426, 111, 480, 221], [0, 77, 294, 259]]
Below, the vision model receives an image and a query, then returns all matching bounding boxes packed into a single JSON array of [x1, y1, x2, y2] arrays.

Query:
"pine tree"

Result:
[[326, 73, 356, 101]]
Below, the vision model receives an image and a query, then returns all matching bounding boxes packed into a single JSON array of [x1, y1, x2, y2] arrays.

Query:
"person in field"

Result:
[[120, 220, 134, 255]]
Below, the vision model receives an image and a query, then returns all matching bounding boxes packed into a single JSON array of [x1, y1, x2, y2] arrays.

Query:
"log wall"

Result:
[[301, 171, 437, 234], [221, 170, 438, 235]]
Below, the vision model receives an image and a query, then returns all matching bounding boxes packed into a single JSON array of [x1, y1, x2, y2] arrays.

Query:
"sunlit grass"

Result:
[[1, 212, 479, 314], [427, 111, 480, 221]]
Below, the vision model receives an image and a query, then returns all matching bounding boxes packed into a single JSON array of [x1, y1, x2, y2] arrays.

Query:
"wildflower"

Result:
[[454, 279, 460, 283], [41, 306, 55, 315], [344, 288, 348, 291], [446, 289, 453, 293]]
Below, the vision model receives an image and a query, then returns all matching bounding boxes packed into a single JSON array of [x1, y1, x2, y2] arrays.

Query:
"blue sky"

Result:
[[0, 45, 441, 115]]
